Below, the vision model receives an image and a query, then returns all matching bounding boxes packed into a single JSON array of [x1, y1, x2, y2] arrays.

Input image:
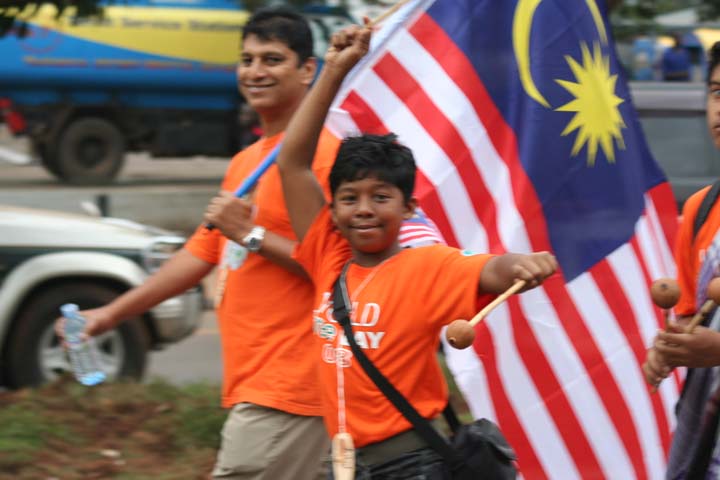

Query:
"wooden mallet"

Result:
[[446, 280, 526, 349], [685, 277, 720, 333]]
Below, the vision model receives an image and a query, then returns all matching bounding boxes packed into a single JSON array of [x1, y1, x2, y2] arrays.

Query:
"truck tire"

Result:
[[32, 140, 62, 177], [56, 117, 126, 185], [3, 281, 149, 388]]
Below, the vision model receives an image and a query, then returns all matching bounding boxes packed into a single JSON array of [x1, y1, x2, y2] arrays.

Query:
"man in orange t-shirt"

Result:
[[276, 23, 557, 477], [58, 8, 333, 479], [643, 42, 720, 479]]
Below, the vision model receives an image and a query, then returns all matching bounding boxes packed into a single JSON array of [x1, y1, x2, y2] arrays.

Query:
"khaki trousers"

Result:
[[212, 402, 329, 480]]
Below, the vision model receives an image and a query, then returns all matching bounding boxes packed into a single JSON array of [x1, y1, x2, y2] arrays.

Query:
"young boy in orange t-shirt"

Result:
[[276, 24, 558, 477]]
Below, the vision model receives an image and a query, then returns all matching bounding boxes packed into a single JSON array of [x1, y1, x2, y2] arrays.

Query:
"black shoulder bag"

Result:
[[332, 264, 517, 479]]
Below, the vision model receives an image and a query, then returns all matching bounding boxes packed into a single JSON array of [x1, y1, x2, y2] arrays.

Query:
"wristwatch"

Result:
[[242, 226, 266, 253]]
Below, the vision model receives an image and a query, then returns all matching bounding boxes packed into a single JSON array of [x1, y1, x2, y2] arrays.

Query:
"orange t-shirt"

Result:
[[676, 185, 720, 315], [185, 129, 339, 414], [293, 207, 495, 447]]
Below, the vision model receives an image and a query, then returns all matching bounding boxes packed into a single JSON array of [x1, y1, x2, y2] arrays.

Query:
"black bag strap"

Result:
[[332, 262, 466, 471], [693, 180, 720, 242]]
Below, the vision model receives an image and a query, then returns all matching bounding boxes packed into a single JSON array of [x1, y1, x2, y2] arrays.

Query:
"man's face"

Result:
[[707, 65, 720, 150], [237, 35, 316, 114]]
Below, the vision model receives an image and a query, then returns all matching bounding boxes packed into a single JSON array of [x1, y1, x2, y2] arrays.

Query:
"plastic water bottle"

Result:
[[60, 303, 106, 386]]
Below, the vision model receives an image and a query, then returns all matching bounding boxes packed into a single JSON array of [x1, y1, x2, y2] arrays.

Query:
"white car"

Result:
[[0, 205, 204, 388]]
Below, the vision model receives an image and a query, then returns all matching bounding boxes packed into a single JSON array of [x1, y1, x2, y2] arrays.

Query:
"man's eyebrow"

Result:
[[710, 80, 720, 88]]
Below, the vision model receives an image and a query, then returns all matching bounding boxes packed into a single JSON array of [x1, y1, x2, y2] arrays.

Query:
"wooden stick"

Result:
[[685, 299, 716, 333], [468, 280, 527, 327], [366, 0, 412, 28]]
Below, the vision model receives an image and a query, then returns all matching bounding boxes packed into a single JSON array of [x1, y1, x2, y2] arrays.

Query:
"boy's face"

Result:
[[237, 34, 316, 114], [707, 65, 720, 150], [330, 176, 416, 266]]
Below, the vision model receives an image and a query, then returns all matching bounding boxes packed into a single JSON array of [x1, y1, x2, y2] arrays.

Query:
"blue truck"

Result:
[[0, 1, 352, 184]]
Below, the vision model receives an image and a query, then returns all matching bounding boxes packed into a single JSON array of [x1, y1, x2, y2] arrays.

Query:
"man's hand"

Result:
[[654, 322, 720, 368], [55, 306, 118, 342], [324, 23, 372, 77], [204, 190, 255, 242]]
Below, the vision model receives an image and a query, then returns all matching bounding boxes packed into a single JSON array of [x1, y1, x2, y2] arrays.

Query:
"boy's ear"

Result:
[[300, 57, 318, 86], [404, 197, 418, 219], [330, 201, 340, 226]]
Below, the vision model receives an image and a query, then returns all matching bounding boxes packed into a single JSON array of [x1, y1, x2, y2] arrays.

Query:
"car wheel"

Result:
[[3, 281, 149, 388], [56, 117, 126, 185]]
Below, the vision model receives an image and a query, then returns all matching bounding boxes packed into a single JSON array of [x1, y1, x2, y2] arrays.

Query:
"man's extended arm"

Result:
[[57, 249, 213, 338]]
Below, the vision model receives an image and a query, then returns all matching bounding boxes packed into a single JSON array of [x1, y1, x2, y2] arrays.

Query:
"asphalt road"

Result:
[[146, 309, 223, 385], [0, 126, 229, 234]]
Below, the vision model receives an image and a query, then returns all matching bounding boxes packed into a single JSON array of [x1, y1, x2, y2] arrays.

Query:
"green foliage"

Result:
[[0, 402, 70, 468], [698, 0, 720, 21]]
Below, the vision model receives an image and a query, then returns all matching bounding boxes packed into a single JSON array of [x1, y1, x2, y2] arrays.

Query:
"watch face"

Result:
[[243, 229, 265, 252]]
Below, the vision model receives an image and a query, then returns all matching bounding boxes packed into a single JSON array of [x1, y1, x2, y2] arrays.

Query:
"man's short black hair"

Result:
[[330, 133, 416, 202], [243, 6, 314, 64], [708, 41, 720, 85]]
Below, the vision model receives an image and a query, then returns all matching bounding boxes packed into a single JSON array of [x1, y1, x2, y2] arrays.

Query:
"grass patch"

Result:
[[0, 376, 223, 479], [0, 359, 474, 478]]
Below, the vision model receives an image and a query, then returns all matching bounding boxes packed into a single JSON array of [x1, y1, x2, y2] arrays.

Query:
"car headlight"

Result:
[[142, 236, 185, 273]]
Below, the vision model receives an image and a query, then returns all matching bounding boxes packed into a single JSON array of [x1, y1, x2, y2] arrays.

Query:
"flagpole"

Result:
[[366, 0, 412, 28]]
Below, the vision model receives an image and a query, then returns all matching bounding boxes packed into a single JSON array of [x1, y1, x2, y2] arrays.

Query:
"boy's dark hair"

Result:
[[330, 133, 416, 201], [243, 6, 314, 64], [708, 41, 720, 85]]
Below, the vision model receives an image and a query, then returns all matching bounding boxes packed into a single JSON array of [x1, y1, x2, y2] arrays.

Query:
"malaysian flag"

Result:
[[326, 0, 681, 478]]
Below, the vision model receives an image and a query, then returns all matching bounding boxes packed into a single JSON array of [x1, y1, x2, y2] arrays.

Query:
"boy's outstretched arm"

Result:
[[479, 252, 558, 294], [278, 24, 372, 241]]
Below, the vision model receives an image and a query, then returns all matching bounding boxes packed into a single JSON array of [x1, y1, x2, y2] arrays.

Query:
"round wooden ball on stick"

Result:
[[708, 277, 720, 305], [686, 277, 720, 333], [446, 280, 526, 349], [650, 278, 680, 310]]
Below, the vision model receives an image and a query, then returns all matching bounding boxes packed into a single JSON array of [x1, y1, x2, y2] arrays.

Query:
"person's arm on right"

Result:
[[57, 249, 213, 338]]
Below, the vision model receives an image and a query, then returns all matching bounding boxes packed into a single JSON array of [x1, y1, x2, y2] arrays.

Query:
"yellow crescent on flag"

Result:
[[512, 0, 608, 109]]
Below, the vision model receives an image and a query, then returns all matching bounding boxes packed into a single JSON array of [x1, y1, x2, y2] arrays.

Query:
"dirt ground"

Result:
[[0, 378, 223, 479]]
